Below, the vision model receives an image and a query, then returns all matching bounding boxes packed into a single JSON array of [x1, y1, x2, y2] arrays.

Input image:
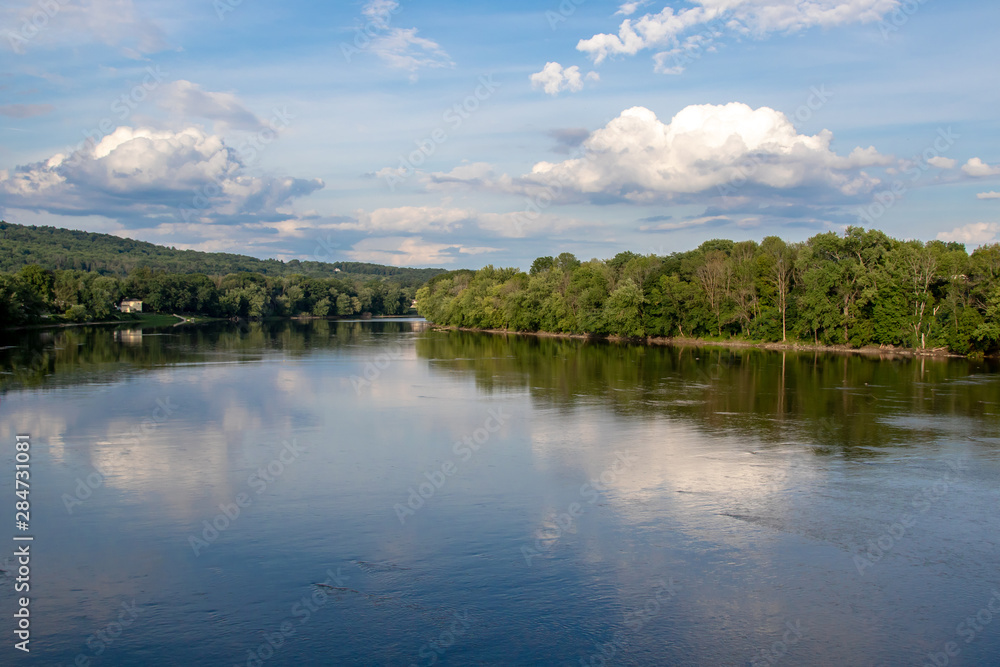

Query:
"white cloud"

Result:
[[962, 157, 1000, 177], [0, 126, 322, 224], [653, 31, 723, 74], [926, 156, 956, 169], [346, 236, 499, 266], [937, 222, 1000, 246], [977, 191, 1000, 200], [578, 0, 900, 67], [157, 81, 266, 132], [530, 62, 599, 96], [355, 0, 452, 76], [517, 103, 890, 203], [371, 28, 454, 74], [362, 0, 399, 24], [578, 5, 714, 64], [616, 1, 652, 17]]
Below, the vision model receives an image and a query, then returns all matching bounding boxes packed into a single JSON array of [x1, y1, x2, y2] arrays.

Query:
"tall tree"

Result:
[[697, 250, 731, 337], [762, 237, 793, 342]]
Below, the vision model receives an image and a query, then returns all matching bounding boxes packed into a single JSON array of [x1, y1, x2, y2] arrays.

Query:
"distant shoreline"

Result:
[[2, 312, 422, 333], [431, 325, 974, 359]]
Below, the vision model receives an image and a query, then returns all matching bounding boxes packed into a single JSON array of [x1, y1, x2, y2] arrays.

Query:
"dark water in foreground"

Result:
[[0, 319, 998, 666]]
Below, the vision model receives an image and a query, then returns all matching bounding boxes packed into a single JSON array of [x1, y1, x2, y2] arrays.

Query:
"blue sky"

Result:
[[1, 0, 998, 269]]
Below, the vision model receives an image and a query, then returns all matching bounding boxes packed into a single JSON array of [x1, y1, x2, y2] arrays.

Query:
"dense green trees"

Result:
[[416, 228, 1000, 356], [0, 265, 417, 326], [0, 220, 435, 327]]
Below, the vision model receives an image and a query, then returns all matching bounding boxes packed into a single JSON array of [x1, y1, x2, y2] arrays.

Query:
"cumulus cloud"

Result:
[[578, 0, 900, 68], [962, 157, 1000, 177], [0, 126, 323, 225], [0, 104, 53, 118], [977, 191, 1000, 200], [937, 222, 1000, 246], [455, 103, 891, 204], [346, 236, 499, 266], [530, 62, 599, 96], [157, 81, 266, 132]]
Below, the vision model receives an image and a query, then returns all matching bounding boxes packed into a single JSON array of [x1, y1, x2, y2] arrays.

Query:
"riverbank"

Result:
[[3, 311, 424, 332], [3, 312, 189, 332], [432, 325, 972, 359]]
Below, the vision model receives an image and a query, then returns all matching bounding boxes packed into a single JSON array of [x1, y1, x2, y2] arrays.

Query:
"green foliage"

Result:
[[0, 220, 443, 286], [0, 222, 424, 327], [417, 230, 1000, 356], [974, 285, 1000, 346]]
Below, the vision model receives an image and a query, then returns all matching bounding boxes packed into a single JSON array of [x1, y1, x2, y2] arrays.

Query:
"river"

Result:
[[0, 318, 998, 666]]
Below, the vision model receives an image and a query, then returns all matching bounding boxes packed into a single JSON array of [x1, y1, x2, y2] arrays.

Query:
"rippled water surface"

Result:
[[1, 319, 998, 666]]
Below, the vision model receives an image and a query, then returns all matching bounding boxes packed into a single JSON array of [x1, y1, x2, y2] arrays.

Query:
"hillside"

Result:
[[0, 221, 443, 286]]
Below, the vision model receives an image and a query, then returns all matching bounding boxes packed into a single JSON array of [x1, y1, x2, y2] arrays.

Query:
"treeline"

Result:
[[0, 221, 443, 286], [0, 266, 416, 326], [416, 228, 1000, 356]]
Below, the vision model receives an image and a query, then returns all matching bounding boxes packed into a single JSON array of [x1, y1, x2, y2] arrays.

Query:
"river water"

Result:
[[0, 318, 998, 666]]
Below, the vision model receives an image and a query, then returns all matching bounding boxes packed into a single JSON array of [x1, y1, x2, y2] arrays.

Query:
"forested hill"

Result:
[[0, 221, 443, 286]]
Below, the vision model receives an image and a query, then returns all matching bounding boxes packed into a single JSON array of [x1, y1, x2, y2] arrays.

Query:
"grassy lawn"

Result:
[[128, 313, 185, 327]]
